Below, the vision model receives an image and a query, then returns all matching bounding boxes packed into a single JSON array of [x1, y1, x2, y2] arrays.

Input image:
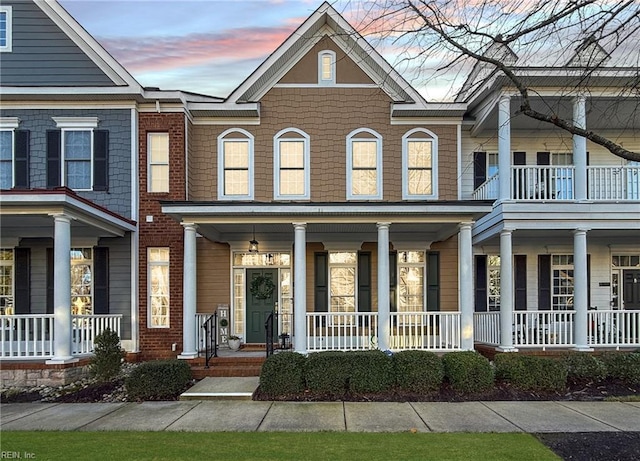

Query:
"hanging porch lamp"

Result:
[[248, 226, 259, 253]]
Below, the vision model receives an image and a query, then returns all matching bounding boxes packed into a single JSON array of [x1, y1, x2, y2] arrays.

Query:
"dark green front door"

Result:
[[246, 269, 278, 343]]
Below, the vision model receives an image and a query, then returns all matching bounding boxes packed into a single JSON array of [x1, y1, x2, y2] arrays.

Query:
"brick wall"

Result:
[[138, 112, 186, 359]]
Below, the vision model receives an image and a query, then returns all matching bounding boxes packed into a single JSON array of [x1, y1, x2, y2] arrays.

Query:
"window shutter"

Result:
[[14, 248, 30, 314], [357, 252, 371, 312], [46, 130, 61, 188], [426, 252, 440, 312], [514, 255, 527, 311], [46, 248, 54, 313], [538, 254, 551, 310], [14, 130, 30, 189], [536, 152, 550, 165], [93, 247, 109, 314], [389, 252, 397, 313], [475, 255, 487, 312], [513, 152, 526, 165], [473, 152, 487, 189], [587, 254, 591, 309], [93, 130, 109, 191], [314, 252, 328, 313]]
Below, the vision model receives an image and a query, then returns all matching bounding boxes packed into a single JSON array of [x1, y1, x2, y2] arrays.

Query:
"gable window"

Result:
[[0, 6, 12, 52], [318, 50, 336, 85], [148, 133, 169, 193], [48, 117, 108, 191], [71, 248, 93, 315], [402, 128, 438, 199], [148, 247, 170, 328], [347, 128, 382, 200], [274, 128, 310, 200], [0, 249, 13, 315], [397, 251, 425, 312], [218, 128, 254, 200]]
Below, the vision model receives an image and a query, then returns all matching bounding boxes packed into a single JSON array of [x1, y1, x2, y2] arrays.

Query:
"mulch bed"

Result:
[[536, 432, 640, 461]]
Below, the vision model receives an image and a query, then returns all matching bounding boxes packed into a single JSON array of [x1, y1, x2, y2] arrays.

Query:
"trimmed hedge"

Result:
[[495, 354, 567, 392], [348, 350, 395, 394], [442, 351, 494, 393], [259, 351, 306, 396], [393, 350, 444, 393], [601, 352, 640, 386], [564, 353, 607, 384], [89, 328, 124, 381], [126, 360, 192, 401]]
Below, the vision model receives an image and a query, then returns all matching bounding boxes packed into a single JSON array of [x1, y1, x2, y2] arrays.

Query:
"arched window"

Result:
[[274, 128, 310, 200], [402, 128, 438, 199], [217, 128, 254, 200], [346, 128, 382, 200], [318, 50, 336, 85]]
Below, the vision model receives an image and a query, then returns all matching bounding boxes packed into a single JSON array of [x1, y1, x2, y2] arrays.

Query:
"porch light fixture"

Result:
[[249, 226, 259, 253]]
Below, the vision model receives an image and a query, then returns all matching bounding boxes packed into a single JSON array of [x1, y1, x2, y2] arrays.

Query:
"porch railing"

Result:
[[473, 311, 500, 345], [588, 309, 640, 348], [195, 313, 212, 352], [1, 314, 121, 359], [512, 166, 575, 200], [588, 166, 640, 201], [472, 173, 499, 200], [389, 312, 461, 351], [513, 310, 575, 347], [307, 312, 378, 352]]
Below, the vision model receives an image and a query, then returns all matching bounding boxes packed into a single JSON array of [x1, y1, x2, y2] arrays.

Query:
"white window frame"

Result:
[[328, 251, 358, 315], [397, 251, 426, 312], [402, 128, 438, 200], [70, 248, 93, 315], [487, 255, 501, 312], [148, 247, 170, 328], [551, 254, 574, 311], [0, 6, 12, 53], [273, 127, 310, 200], [346, 128, 383, 200], [147, 132, 170, 193], [217, 128, 254, 201], [53, 117, 98, 191], [318, 50, 336, 85], [0, 118, 18, 189], [0, 249, 14, 315]]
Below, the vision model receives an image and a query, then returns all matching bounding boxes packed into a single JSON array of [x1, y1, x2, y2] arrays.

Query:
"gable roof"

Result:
[[225, 1, 428, 106]]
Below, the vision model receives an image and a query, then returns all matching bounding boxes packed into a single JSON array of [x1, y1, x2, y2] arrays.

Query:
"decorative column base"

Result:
[[177, 352, 198, 360], [496, 346, 518, 353]]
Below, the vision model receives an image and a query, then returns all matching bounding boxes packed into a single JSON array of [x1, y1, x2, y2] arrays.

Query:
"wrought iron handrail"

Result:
[[265, 311, 275, 358], [203, 312, 217, 368]]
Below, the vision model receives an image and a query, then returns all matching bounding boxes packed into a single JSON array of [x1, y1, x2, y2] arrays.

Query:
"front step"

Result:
[[189, 355, 266, 378], [180, 377, 259, 401]]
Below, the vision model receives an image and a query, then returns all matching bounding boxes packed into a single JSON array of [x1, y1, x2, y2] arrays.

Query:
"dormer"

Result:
[[567, 36, 610, 67]]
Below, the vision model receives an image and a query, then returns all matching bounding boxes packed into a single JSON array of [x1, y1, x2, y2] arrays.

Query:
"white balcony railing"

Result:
[[472, 173, 499, 200], [512, 166, 575, 200], [389, 311, 461, 351], [1, 314, 122, 359], [588, 310, 640, 348], [588, 166, 640, 201]]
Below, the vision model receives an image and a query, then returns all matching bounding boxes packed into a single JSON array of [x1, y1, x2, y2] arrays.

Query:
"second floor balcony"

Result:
[[473, 165, 640, 202]]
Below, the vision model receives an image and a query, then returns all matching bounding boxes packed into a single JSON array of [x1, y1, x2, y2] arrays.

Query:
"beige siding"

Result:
[[431, 236, 459, 312], [196, 239, 231, 312]]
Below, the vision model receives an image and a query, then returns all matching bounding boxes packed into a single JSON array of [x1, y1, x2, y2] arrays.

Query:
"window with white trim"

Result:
[[148, 247, 170, 328], [347, 128, 382, 200], [397, 251, 425, 312], [148, 133, 169, 193], [329, 252, 357, 313], [402, 128, 438, 199], [552, 254, 574, 310], [487, 255, 501, 311], [274, 128, 309, 200], [218, 128, 254, 200], [0, 249, 13, 315], [53, 117, 99, 191], [0, 6, 12, 52], [318, 50, 336, 85], [70, 248, 93, 315], [0, 130, 12, 189]]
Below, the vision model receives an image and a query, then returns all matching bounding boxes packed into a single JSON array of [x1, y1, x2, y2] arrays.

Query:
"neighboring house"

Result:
[[0, 0, 143, 376], [460, 42, 640, 352], [156, 2, 492, 358]]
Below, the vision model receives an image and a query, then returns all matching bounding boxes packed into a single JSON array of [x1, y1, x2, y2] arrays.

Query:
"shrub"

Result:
[[393, 350, 444, 393], [259, 351, 306, 396], [89, 328, 124, 381], [305, 351, 351, 397], [601, 352, 640, 386], [564, 353, 607, 385], [125, 360, 192, 401], [495, 354, 567, 392], [348, 350, 394, 394], [442, 351, 494, 394]]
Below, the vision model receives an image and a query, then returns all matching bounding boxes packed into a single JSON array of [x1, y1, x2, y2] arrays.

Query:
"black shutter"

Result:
[[473, 152, 487, 189], [357, 252, 371, 312], [14, 248, 30, 314], [314, 252, 328, 313], [587, 254, 591, 309], [475, 255, 487, 312], [537, 152, 550, 165], [538, 254, 551, 310], [46, 248, 54, 313], [14, 130, 30, 189], [389, 252, 397, 313], [513, 152, 526, 165], [46, 130, 61, 188], [93, 247, 109, 314], [514, 255, 527, 311], [426, 252, 440, 312], [93, 130, 109, 191]]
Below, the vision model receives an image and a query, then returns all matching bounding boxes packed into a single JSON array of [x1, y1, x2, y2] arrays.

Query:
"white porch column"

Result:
[[498, 95, 512, 202], [178, 223, 198, 359], [573, 95, 588, 201], [377, 222, 391, 351], [47, 214, 77, 364], [293, 223, 307, 353], [573, 228, 592, 351], [498, 228, 517, 352], [459, 222, 474, 350]]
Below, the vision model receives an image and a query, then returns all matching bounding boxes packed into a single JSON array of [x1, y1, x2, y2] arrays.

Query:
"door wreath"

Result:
[[250, 275, 275, 300]]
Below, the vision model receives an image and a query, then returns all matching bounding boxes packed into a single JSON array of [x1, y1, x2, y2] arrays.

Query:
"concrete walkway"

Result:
[[2, 377, 639, 433]]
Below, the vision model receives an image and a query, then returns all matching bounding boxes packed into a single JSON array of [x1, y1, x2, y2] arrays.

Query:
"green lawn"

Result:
[[1, 431, 559, 461]]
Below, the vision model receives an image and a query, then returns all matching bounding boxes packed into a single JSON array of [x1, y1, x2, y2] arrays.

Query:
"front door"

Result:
[[246, 269, 278, 343], [623, 270, 640, 309]]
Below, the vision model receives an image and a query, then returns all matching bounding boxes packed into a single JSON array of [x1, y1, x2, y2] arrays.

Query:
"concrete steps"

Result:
[[188, 353, 266, 379], [180, 376, 259, 400]]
